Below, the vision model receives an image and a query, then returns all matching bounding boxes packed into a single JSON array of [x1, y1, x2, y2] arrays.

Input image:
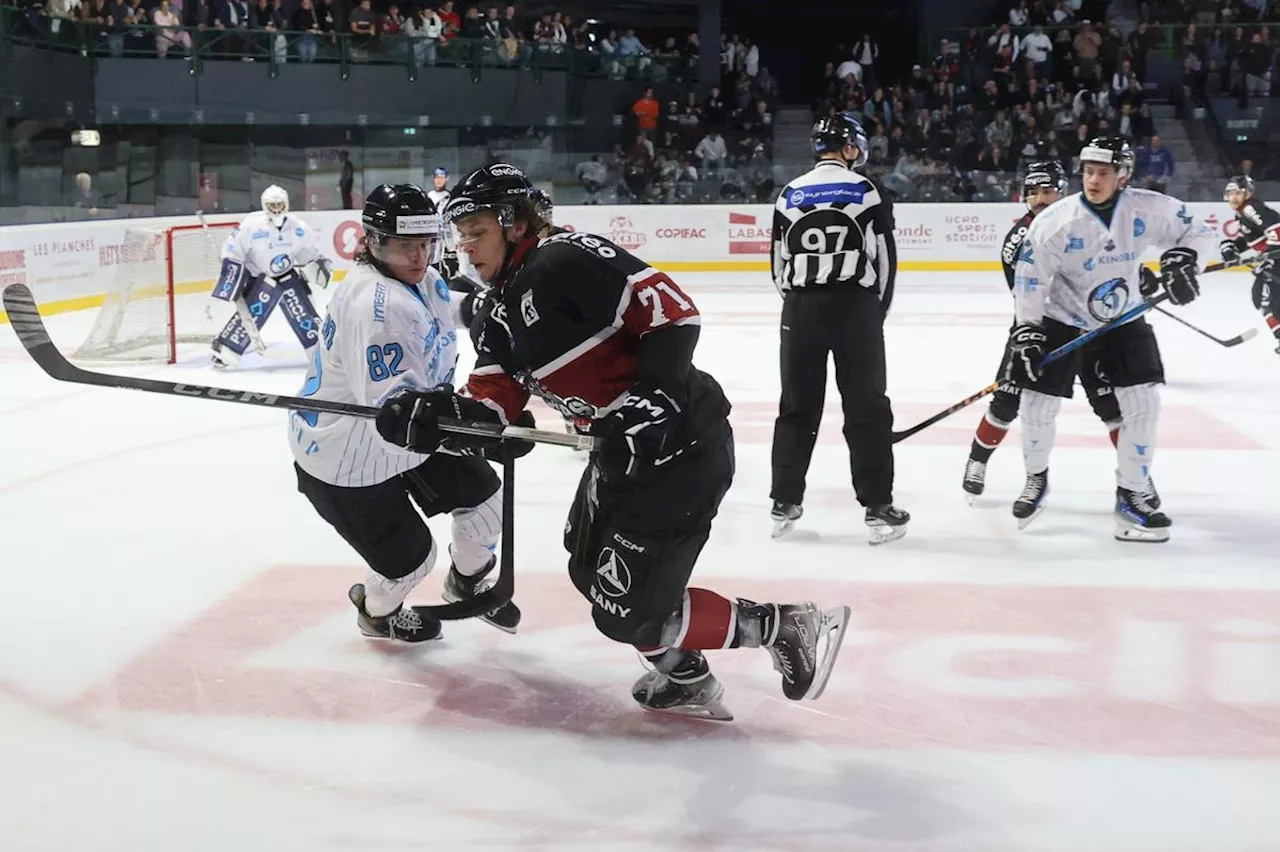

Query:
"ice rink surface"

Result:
[[2, 270, 1279, 851]]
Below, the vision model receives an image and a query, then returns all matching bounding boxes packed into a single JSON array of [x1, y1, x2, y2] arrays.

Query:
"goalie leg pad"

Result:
[[212, 258, 246, 302], [1114, 383, 1161, 493], [279, 278, 322, 350], [1020, 390, 1062, 475]]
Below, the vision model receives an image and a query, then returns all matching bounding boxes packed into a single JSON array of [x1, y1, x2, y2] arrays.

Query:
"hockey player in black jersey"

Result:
[[1221, 174, 1280, 357], [961, 161, 1159, 507], [373, 163, 851, 721]]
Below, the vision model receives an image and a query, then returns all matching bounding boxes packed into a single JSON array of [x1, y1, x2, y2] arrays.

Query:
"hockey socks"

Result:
[[969, 413, 1011, 463]]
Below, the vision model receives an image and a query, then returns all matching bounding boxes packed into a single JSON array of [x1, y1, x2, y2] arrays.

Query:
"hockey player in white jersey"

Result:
[[1008, 136, 1218, 542], [289, 183, 522, 641], [210, 185, 334, 370]]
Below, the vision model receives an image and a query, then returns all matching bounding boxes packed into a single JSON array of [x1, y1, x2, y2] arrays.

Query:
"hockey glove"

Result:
[[376, 385, 510, 455], [1220, 239, 1243, 267], [1003, 323, 1047, 386], [1159, 247, 1200, 305], [314, 257, 333, 290], [482, 410, 536, 462], [1138, 264, 1160, 299], [592, 382, 685, 481]]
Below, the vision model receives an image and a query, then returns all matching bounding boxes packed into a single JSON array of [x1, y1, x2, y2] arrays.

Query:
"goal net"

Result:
[[73, 222, 238, 364]]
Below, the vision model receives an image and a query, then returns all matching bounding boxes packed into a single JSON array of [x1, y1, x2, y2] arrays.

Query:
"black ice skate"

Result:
[[865, 504, 910, 545], [962, 457, 987, 504], [348, 584, 442, 643], [770, 500, 803, 539], [442, 558, 521, 634], [1145, 476, 1162, 511], [748, 600, 851, 701], [1114, 487, 1171, 543], [1013, 469, 1049, 529], [632, 649, 732, 722]]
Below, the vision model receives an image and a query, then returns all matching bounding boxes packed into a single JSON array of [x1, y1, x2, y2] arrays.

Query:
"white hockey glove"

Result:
[[312, 257, 333, 290]]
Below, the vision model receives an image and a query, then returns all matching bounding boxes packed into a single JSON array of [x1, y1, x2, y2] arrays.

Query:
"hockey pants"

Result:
[[213, 272, 320, 356]]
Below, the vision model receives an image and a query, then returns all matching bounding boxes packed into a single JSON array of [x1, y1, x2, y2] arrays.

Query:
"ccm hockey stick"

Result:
[[1152, 305, 1258, 348], [3, 283, 588, 619]]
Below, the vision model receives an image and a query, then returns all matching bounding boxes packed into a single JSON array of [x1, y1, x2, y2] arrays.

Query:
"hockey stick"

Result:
[[2, 284, 595, 453], [890, 256, 1255, 444], [891, 292, 1171, 444], [1152, 304, 1258, 347]]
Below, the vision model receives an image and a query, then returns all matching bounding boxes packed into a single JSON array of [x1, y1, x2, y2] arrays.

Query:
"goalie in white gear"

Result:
[[210, 185, 334, 370], [1007, 136, 1218, 542], [289, 183, 521, 641]]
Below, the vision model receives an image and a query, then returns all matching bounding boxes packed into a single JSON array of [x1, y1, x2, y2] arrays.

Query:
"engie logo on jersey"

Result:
[[1088, 277, 1130, 322], [785, 182, 866, 208]]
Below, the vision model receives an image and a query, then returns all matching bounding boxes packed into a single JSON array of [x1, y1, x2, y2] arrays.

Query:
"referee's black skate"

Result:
[[865, 503, 909, 544], [1013, 469, 1049, 529], [442, 558, 521, 633], [632, 649, 732, 722], [348, 584, 442, 643], [742, 599, 851, 701], [770, 500, 802, 539], [1115, 486, 1171, 543]]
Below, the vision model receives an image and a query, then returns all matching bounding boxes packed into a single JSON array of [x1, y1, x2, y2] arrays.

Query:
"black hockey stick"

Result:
[[1152, 304, 1258, 347], [2, 283, 562, 620], [2, 285, 593, 452]]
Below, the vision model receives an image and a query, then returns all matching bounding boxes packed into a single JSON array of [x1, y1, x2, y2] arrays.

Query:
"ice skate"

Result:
[[632, 649, 733, 722], [865, 503, 909, 545], [752, 600, 851, 701], [1114, 487, 1171, 543], [770, 500, 802, 539], [1013, 469, 1049, 529], [441, 557, 521, 634], [348, 583, 442, 642], [1144, 476, 1161, 511], [962, 457, 987, 504]]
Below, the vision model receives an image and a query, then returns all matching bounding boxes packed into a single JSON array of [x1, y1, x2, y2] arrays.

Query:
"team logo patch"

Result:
[[434, 276, 450, 302], [1133, 217, 1146, 237], [1088, 277, 1129, 322], [595, 547, 632, 598], [520, 289, 539, 326], [270, 254, 292, 275]]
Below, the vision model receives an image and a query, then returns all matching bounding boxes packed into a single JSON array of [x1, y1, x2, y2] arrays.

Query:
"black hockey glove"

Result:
[[1138, 264, 1160, 299], [376, 385, 518, 455], [1159, 247, 1200, 306], [482, 410, 536, 462], [1003, 323, 1047, 386], [592, 382, 685, 481], [1220, 239, 1243, 267]]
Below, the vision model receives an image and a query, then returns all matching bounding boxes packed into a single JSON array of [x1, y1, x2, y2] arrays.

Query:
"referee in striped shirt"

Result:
[[768, 111, 910, 545]]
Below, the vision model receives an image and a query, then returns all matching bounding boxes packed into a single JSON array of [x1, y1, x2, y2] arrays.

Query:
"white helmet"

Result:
[[261, 185, 289, 227]]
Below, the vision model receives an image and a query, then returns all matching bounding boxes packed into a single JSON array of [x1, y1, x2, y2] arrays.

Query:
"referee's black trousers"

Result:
[[770, 285, 895, 509]]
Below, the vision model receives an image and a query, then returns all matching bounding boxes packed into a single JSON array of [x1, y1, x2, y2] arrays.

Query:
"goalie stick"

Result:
[[1152, 304, 1258, 348], [3, 283, 592, 619]]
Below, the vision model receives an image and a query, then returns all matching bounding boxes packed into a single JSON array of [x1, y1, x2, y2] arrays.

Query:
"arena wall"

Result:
[[0, 202, 1251, 323]]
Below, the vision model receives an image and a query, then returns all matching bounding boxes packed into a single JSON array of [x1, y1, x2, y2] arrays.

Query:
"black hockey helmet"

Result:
[[1077, 136, 1134, 179], [1224, 174, 1255, 200], [811, 111, 869, 168], [1023, 160, 1067, 196], [362, 183, 440, 239], [360, 183, 442, 273], [443, 163, 539, 232]]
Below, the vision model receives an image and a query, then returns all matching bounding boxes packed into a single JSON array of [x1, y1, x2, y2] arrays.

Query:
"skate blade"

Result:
[[1114, 521, 1170, 543], [771, 518, 796, 539], [804, 605, 852, 701], [867, 523, 907, 545], [964, 492, 980, 507], [641, 701, 735, 723], [442, 588, 520, 634]]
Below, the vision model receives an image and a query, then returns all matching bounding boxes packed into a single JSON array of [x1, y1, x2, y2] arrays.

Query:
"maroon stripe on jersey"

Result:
[[536, 331, 639, 410], [467, 367, 530, 425]]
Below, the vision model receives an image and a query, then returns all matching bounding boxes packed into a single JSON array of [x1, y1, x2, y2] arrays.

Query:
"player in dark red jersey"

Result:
[[1221, 174, 1280, 357], [961, 161, 1157, 508], [374, 164, 851, 721]]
